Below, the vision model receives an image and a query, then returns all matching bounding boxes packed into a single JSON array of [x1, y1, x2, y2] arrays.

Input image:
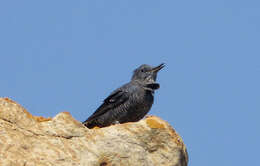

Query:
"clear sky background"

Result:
[[1, 1, 259, 165]]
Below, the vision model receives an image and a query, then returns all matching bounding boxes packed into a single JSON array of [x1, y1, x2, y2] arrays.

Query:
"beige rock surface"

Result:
[[0, 98, 188, 166]]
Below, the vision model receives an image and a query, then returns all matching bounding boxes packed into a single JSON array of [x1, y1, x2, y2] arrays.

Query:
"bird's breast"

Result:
[[132, 89, 154, 110]]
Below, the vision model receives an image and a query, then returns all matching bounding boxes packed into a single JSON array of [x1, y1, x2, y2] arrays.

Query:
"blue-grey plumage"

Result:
[[83, 63, 165, 128]]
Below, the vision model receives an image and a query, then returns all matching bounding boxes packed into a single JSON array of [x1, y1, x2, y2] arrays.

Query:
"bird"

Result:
[[83, 63, 165, 128]]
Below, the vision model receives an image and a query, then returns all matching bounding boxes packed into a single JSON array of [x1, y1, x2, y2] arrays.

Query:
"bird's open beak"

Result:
[[151, 63, 165, 73]]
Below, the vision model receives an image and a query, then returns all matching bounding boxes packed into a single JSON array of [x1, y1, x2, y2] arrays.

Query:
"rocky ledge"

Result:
[[0, 98, 188, 166]]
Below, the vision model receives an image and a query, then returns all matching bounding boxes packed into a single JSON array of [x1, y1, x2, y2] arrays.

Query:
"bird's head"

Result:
[[131, 63, 165, 89]]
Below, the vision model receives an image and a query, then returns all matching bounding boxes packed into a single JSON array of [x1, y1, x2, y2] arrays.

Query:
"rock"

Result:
[[0, 98, 188, 166]]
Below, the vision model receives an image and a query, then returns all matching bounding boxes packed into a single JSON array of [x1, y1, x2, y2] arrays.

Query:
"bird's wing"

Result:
[[85, 89, 129, 122]]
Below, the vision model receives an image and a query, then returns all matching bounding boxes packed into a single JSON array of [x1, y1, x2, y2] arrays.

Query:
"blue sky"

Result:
[[1, 1, 259, 165]]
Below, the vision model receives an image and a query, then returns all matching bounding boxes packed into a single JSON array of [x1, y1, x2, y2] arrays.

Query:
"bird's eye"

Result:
[[141, 69, 145, 72]]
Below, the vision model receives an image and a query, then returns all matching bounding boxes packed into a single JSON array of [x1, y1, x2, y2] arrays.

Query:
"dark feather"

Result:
[[83, 90, 129, 123], [145, 83, 160, 90]]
